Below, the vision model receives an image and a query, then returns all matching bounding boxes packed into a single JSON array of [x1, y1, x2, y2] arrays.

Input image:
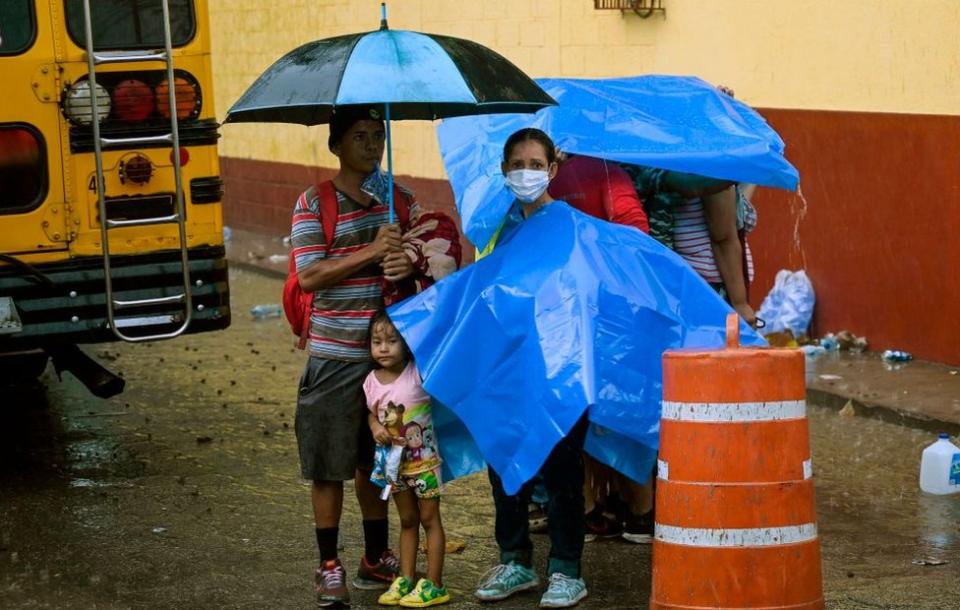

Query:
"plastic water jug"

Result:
[[919, 433, 960, 495]]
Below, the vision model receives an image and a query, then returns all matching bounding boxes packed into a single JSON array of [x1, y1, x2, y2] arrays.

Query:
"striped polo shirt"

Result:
[[673, 197, 754, 285], [290, 184, 418, 362]]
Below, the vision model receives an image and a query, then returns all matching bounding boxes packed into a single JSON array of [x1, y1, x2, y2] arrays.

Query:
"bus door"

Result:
[[0, 0, 69, 258]]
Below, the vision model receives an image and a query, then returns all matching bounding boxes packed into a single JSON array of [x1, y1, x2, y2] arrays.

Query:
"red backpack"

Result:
[[283, 180, 412, 349]]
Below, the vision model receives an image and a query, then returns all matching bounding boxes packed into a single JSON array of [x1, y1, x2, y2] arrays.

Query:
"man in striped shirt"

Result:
[[291, 107, 416, 606]]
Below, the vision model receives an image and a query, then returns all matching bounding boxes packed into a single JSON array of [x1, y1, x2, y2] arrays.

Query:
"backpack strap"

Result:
[[317, 180, 339, 249]]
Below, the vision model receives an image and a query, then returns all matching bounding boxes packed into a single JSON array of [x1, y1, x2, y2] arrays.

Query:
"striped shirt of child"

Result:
[[290, 183, 419, 362]]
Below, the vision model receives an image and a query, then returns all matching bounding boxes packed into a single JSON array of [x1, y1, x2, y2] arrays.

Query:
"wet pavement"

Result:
[[2, 268, 959, 609]]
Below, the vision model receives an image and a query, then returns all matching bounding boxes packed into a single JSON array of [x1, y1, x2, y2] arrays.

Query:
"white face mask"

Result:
[[505, 169, 550, 203]]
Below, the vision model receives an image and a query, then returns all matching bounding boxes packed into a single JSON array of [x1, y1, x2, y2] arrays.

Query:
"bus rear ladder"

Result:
[[80, 0, 193, 342]]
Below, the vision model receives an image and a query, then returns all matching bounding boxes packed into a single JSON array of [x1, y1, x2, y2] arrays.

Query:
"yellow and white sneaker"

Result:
[[378, 576, 414, 606], [398, 578, 450, 607]]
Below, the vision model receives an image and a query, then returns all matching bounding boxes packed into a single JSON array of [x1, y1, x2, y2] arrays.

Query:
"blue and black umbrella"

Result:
[[225, 4, 555, 220]]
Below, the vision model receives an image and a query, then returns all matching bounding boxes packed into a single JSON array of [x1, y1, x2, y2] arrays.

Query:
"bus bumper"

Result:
[[0, 246, 230, 350]]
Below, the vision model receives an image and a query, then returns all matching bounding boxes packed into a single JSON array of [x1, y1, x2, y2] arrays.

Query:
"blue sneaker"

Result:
[[474, 562, 540, 602], [539, 573, 588, 608]]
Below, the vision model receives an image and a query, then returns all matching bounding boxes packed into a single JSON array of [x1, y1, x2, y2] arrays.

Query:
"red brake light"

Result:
[[112, 79, 155, 122], [156, 77, 199, 120], [170, 147, 189, 167], [0, 129, 41, 167], [0, 128, 45, 209]]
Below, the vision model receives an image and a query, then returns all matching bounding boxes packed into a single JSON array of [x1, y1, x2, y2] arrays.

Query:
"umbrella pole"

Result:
[[385, 102, 395, 224]]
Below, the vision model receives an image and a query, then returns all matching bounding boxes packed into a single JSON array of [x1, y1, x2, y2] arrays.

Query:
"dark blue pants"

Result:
[[488, 417, 588, 578]]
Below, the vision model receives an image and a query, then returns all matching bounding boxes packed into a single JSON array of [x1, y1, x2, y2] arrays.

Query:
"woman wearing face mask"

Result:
[[500, 146, 655, 546], [472, 128, 590, 609], [476, 128, 560, 258]]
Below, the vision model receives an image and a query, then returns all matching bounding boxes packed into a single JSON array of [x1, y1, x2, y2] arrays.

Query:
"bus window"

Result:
[[0, 0, 36, 55], [64, 0, 196, 50], [0, 126, 47, 213]]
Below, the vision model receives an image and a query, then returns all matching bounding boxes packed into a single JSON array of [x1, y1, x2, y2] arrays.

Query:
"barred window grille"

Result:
[[594, 0, 665, 18]]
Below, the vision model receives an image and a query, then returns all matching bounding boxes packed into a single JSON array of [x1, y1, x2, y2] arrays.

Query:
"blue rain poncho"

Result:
[[436, 74, 799, 251], [389, 203, 765, 494]]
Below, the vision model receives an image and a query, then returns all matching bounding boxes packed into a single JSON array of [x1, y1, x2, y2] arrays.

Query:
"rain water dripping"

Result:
[[791, 183, 809, 269]]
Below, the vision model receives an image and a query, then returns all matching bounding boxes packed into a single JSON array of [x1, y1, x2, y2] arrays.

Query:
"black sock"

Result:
[[362, 518, 389, 564], [315, 527, 338, 563]]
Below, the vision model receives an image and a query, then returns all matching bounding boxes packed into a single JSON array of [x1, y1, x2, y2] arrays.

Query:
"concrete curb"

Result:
[[228, 258, 286, 281], [806, 388, 960, 436]]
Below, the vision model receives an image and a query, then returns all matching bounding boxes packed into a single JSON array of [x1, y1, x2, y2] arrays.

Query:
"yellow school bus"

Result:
[[0, 0, 229, 395]]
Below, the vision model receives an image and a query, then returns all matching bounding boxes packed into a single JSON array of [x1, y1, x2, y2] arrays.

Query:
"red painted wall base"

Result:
[[751, 108, 959, 365]]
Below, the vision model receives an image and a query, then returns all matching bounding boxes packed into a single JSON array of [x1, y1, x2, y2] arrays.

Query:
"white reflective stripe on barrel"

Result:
[[655, 523, 818, 547], [661, 400, 806, 422], [657, 459, 669, 481]]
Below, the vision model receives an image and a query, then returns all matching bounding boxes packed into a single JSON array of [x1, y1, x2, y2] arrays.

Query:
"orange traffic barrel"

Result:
[[650, 314, 823, 610]]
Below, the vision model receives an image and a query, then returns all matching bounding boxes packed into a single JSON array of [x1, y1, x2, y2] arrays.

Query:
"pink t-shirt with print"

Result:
[[363, 362, 441, 475]]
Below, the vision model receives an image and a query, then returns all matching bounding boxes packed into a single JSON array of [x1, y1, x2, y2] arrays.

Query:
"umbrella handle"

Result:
[[385, 102, 395, 224]]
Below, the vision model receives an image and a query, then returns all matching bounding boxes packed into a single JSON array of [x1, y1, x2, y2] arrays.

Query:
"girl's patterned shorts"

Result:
[[396, 467, 442, 499]]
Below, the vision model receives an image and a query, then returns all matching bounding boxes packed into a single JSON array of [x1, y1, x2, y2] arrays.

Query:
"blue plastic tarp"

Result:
[[388, 203, 766, 494], [436, 75, 799, 250]]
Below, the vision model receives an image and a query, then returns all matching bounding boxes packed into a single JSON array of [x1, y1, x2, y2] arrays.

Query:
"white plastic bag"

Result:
[[756, 270, 815, 337]]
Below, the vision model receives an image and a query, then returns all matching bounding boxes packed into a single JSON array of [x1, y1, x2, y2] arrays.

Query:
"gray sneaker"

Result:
[[315, 559, 350, 607], [475, 562, 540, 602], [539, 573, 588, 608]]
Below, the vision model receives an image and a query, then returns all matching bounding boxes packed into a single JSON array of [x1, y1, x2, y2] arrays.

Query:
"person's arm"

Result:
[[297, 224, 401, 292], [369, 411, 392, 445], [702, 187, 756, 326], [603, 163, 650, 233], [289, 191, 402, 292]]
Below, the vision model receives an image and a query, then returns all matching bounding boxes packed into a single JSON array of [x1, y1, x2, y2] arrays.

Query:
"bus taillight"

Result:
[[62, 70, 203, 127], [120, 154, 153, 185], [63, 81, 111, 125], [170, 147, 190, 167], [156, 76, 200, 120], [112, 79, 155, 123]]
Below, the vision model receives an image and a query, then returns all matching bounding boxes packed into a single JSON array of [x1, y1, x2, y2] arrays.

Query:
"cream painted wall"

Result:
[[209, 0, 960, 180]]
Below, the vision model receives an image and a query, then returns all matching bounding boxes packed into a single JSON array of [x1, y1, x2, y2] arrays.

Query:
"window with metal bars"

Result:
[[593, 0, 665, 18]]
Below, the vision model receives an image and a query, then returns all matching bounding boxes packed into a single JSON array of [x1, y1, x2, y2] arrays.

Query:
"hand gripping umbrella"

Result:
[[224, 3, 556, 222]]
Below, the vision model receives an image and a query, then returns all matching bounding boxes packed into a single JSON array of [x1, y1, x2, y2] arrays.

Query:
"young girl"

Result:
[[363, 310, 449, 608]]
